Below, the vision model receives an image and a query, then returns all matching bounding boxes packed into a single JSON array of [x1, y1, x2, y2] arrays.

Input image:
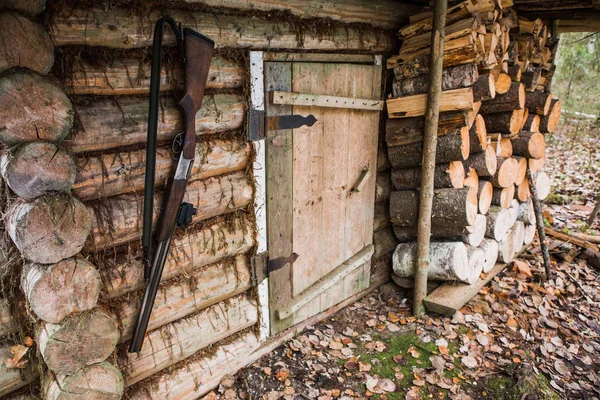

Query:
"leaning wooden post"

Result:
[[413, 0, 448, 316], [527, 167, 552, 280]]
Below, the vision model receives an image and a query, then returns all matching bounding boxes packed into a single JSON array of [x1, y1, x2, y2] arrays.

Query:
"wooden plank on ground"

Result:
[[423, 262, 507, 316], [270, 91, 384, 111]]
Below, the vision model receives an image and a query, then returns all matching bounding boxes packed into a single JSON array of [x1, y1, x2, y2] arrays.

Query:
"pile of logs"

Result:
[[385, 0, 560, 287]]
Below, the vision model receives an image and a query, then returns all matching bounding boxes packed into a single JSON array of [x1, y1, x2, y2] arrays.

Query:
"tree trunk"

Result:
[[480, 82, 525, 114], [525, 91, 552, 115], [21, 258, 102, 323], [390, 161, 464, 190], [522, 113, 541, 132], [393, 241, 470, 283], [464, 144, 497, 177], [483, 109, 524, 134], [491, 156, 519, 188], [73, 139, 250, 201], [485, 206, 513, 241], [385, 111, 468, 146], [44, 361, 124, 400], [1, 142, 76, 200], [392, 63, 478, 97], [478, 180, 493, 215], [469, 114, 488, 153], [465, 246, 485, 284], [492, 185, 515, 208], [6, 194, 91, 264], [511, 132, 545, 159], [539, 99, 562, 133], [87, 171, 253, 251], [472, 73, 496, 102], [38, 308, 119, 375], [0, 13, 54, 74], [0, 71, 72, 145], [387, 87, 474, 118], [387, 127, 469, 169], [390, 187, 478, 228], [480, 238, 499, 273]]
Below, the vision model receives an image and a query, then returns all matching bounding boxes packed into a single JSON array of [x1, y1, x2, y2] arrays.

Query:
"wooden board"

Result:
[[270, 91, 384, 110]]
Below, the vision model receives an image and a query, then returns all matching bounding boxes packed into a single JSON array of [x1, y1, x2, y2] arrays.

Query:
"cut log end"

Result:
[[0, 13, 54, 74], [540, 99, 562, 133], [478, 180, 493, 215], [480, 239, 499, 273], [492, 185, 515, 208], [44, 361, 124, 400], [494, 157, 519, 188]]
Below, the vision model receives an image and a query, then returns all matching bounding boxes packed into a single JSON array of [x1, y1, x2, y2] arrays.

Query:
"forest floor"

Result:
[[205, 119, 600, 400]]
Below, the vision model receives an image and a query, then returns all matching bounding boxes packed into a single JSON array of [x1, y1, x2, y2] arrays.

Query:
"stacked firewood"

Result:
[[385, 0, 561, 287]]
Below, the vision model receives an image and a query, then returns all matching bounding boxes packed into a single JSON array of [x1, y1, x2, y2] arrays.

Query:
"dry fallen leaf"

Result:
[[3, 344, 28, 369], [408, 347, 421, 358], [461, 355, 477, 369], [275, 369, 289, 381], [514, 260, 533, 277]]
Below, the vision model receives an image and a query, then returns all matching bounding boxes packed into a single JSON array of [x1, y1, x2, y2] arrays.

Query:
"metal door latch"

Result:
[[247, 109, 317, 141], [250, 251, 299, 285]]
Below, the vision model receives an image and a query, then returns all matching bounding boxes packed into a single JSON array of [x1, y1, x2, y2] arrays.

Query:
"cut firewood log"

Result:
[[387, 127, 469, 169], [498, 229, 517, 263], [390, 187, 478, 228], [88, 171, 253, 251], [507, 65, 522, 82], [21, 258, 101, 324], [523, 223, 536, 245], [525, 91, 552, 115], [393, 212, 486, 247], [522, 113, 540, 132], [38, 308, 119, 375], [511, 132, 545, 159], [385, 111, 468, 146], [374, 202, 391, 232], [0, 71, 72, 145], [485, 206, 513, 241], [6, 194, 91, 264], [392, 63, 479, 98], [374, 227, 400, 259], [478, 180, 493, 215], [0, 343, 39, 397], [534, 171, 551, 200], [483, 109, 524, 135], [491, 156, 518, 188], [393, 241, 470, 283], [516, 178, 531, 201], [375, 171, 392, 203], [472, 74, 496, 102], [100, 214, 253, 300], [73, 139, 250, 201], [67, 94, 244, 153], [464, 167, 479, 190], [528, 156, 545, 174], [44, 361, 124, 400], [390, 38, 478, 73], [513, 220, 526, 252], [464, 144, 497, 178], [513, 156, 528, 186], [540, 99, 562, 133], [479, 82, 525, 114], [518, 200, 536, 225], [390, 161, 465, 190], [480, 238, 499, 273], [387, 87, 474, 118], [1, 142, 76, 200], [494, 73, 512, 95], [519, 108, 530, 131], [492, 185, 515, 208], [465, 214, 487, 247], [493, 137, 513, 157], [521, 68, 541, 91], [469, 114, 487, 154], [121, 294, 257, 386], [400, 17, 481, 55], [0, 12, 54, 74], [465, 246, 485, 284]]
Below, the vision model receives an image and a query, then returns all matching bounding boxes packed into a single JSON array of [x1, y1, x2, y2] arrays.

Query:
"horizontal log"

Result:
[[44, 361, 124, 400], [65, 56, 244, 95], [491, 156, 518, 188], [0, 343, 38, 398], [525, 91, 552, 115], [492, 185, 515, 208], [392, 63, 478, 98], [522, 113, 540, 132], [465, 245, 485, 284], [121, 294, 258, 386], [479, 82, 525, 114], [385, 111, 468, 146], [74, 139, 250, 201], [540, 99, 562, 133], [511, 132, 545, 159], [400, 17, 481, 55], [50, 8, 393, 51], [469, 114, 487, 154], [126, 331, 260, 400], [393, 241, 470, 283], [375, 171, 391, 204], [390, 38, 478, 73], [88, 170, 253, 250], [391, 161, 465, 190], [480, 238, 499, 273], [373, 201, 391, 232], [373, 227, 399, 259], [472, 73, 496, 102], [464, 144, 497, 178], [117, 255, 251, 342], [478, 180, 493, 215], [99, 213, 253, 299], [387, 87, 474, 118], [67, 94, 244, 153], [485, 205, 513, 241], [483, 108, 524, 135], [393, 213, 486, 247]]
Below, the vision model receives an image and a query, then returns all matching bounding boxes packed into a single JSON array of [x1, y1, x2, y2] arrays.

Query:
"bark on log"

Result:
[[472, 74, 496, 102], [390, 187, 478, 228], [491, 156, 518, 188], [0, 344, 38, 398], [480, 238, 499, 273], [469, 114, 487, 154], [21, 258, 101, 324], [67, 94, 244, 153], [50, 8, 392, 51], [375, 171, 392, 204], [73, 139, 250, 201], [118, 255, 251, 342], [374, 201, 391, 232], [522, 114, 541, 132], [388, 127, 469, 169], [121, 294, 258, 386], [485, 206, 513, 241], [38, 308, 119, 375], [525, 91, 552, 115], [390, 161, 464, 190], [464, 144, 497, 178], [392, 213, 485, 247], [6, 194, 92, 264], [1, 142, 76, 200], [498, 229, 516, 263], [65, 56, 244, 95], [88, 171, 252, 251], [392, 63, 478, 98], [507, 65, 522, 82], [390, 40, 478, 74], [492, 185, 515, 208], [0, 13, 53, 74], [392, 242, 470, 283], [99, 214, 253, 300], [374, 227, 400, 259], [479, 82, 525, 114], [0, 71, 73, 145], [534, 171, 551, 200], [385, 111, 468, 146], [518, 200, 536, 225], [44, 361, 124, 400], [511, 132, 545, 159], [465, 246, 485, 284], [0, 0, 46, 15], [478, 180, 493, 215], [387, 88, 474, 118], [400, 17, 480, 55], [483, 109, 524, 135], [540, 99, 561, 133]]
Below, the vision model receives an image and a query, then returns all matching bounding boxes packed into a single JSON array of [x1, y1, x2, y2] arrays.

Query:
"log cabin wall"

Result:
[[0, 1, 419, 398]]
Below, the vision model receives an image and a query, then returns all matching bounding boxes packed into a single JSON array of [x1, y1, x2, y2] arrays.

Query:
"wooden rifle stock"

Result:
[[129, 21, 214, 353]]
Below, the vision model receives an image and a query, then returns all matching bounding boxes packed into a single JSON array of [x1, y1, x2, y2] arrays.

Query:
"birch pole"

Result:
[[413, 0, 448, 316]]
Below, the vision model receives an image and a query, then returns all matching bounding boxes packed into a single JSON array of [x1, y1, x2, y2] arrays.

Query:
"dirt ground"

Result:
[[204, 118, 600, 400]]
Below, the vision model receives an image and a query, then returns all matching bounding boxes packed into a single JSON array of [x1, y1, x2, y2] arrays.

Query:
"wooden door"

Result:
[[265, 55, 382, 333]]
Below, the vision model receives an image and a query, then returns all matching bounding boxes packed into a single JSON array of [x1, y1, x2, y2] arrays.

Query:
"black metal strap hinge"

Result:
[[247, 109, 317, 141], [250, 251, 299, 286]]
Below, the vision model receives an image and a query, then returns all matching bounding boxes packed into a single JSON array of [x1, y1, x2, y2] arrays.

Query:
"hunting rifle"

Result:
[[129, 16, 214, 353]]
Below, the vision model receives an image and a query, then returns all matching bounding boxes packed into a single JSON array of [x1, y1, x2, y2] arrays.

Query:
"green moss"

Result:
[[483, 372, 560, 400]]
